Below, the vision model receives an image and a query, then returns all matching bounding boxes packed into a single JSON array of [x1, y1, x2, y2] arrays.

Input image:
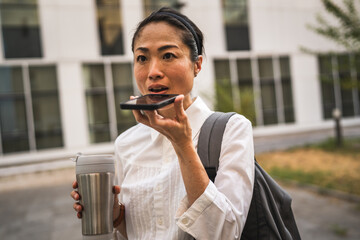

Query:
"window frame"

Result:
[[221, 0, 251, 51], [95, 0, 125, 56], [83, 59, 137, 144], [0, 0, 43, 59], [0, 62, 62, 155], [213, 54, 295, 126], [142, 0, 181, 17], [318, 53, 360, 119]]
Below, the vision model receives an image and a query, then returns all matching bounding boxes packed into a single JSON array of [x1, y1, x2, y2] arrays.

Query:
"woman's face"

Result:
[[133, 22, 202, 110]]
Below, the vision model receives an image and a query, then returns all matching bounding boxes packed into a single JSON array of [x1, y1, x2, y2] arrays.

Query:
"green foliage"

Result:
[[238, 87, 257, 125], [266, 138, 360, 195], [306, 0, 360, 53], [268, 167, 360, 195], [215, 81, 235, 113], [215, 82, 257, 126]]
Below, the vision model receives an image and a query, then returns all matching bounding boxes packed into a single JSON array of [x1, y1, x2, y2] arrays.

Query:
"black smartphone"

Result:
[[120, 94, 179, 110]]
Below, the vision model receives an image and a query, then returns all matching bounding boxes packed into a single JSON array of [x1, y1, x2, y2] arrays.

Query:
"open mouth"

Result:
[[148, 87, 169, 93]]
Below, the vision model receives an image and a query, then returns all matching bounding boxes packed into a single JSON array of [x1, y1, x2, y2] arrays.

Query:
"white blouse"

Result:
[[114, 97, 254, 240]]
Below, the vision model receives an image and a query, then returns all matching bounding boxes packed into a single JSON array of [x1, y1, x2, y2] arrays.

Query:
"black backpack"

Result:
[[197, 112, 301, 240]]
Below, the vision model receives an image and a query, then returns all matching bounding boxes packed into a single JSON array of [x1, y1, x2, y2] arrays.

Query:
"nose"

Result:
[[148, 59, 164, 81]]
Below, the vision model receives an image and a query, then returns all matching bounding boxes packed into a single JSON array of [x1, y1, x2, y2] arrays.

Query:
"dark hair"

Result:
[[131, 7, 204, 62]]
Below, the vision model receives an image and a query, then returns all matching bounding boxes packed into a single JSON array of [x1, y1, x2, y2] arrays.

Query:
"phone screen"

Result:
[[120, 94, 178, 110]]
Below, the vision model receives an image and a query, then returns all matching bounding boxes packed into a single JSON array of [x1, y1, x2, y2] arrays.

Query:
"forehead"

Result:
[[134, 22, 185, 47]]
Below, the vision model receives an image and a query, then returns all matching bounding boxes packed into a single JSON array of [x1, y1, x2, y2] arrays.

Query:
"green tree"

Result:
[[306, 0, 360, 53]]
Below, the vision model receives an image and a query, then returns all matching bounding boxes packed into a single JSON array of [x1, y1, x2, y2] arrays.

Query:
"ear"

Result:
[[194, 55, 203, 77]]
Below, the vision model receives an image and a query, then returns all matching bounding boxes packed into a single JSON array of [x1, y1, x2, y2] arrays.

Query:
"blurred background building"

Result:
[[0, 0, 359, 174]]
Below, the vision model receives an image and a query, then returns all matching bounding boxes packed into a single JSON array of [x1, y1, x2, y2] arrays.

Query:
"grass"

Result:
[[330, 224, 348, 237], [257, 138, 360, 196], [302, 137, 360, 155]]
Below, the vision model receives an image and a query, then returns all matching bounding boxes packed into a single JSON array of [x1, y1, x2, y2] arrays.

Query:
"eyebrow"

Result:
[[135, 44, 179, 52]]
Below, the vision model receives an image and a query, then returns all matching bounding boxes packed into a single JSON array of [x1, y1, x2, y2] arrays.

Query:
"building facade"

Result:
[[0, 0, 359, 171]]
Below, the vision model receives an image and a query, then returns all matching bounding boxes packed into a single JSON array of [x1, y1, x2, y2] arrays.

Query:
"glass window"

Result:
[[0, 64, 63, 154], [143, 0, 180, 17], [214, 59, 234, 112], [237, 59, 256, 125], [318, 54, 360, 119], [83, 64, 111, 143], [355, 54, 360, 110], [83, 62, 136, 144], [319, 55, 336, 119], [337, 54, 354, 117], [222, 0, 250, 51], [280, 57, 295, 123], [258, 58, 277, 125], [0, 66, 29, 153], [214, 56, 295, 127], [112, 63, 136, 134], [29, 66, 63, 149], [0, 0, 42, 58], [96, 0, 124, 55]]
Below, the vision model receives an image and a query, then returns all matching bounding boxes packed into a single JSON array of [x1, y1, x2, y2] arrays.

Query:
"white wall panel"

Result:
[[57, 62, 89, 149], [291, 54, 323, 124], [39, 0, 99, 59], [121, 0, 144, 57], [249, 0, 344, 53], [183, 0, 226, 55]]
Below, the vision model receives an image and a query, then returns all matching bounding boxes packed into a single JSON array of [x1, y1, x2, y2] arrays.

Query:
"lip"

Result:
[[148, 84, 169, 94]]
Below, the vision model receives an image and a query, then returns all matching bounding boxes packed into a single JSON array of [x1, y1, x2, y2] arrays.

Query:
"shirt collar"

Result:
[[150, 96, 213, 141]]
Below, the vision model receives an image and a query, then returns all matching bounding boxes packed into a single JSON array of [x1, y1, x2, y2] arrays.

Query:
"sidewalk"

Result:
[[1, 124, 359, 239], [0, 167, 360, 240]]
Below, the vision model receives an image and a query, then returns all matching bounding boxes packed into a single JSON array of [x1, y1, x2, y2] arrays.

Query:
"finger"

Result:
[[73, 202, 82, 212], [143, 110, 158, 125], [132, 109, 149, 124], [113, 185, 121, 205], [173, 95, 186, 120], [77, 212, 82, 219], [129, 95, 151, 125], [113, 185, 121, 195], [70, 190, 81, 200], [72, 180, 78, 189]]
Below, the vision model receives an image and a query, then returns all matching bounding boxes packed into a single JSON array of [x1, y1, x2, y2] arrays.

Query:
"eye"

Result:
[[136, 55, 147, 63], [163, 52, 175, 60]]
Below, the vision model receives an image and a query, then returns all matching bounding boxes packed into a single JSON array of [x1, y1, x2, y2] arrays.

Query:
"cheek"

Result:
[[175, 63, 194, 84], [134, 67, 147, 93]]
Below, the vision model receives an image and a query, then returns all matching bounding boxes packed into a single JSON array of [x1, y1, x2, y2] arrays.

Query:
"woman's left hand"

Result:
[[131, 94, 192, 148]]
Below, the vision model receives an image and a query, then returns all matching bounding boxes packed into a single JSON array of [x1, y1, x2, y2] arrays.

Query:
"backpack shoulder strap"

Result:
[[197, 112, 236, 181]]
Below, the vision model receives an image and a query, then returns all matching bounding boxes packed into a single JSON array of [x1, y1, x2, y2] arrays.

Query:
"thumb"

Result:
[[113, 185, 120, 201]]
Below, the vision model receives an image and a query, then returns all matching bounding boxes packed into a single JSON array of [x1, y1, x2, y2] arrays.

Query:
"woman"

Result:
[[71, 7, 254, 240]]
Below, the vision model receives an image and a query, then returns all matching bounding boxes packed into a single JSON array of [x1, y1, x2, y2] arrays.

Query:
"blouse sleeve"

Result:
[[113, 137, 128, 240], [175, 114, 255, 240]]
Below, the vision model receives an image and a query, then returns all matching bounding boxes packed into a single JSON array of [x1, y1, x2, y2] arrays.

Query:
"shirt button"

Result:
[[181, 218, 189, 225], [157, 218, 163, 226], [155, 185, 161, 191]]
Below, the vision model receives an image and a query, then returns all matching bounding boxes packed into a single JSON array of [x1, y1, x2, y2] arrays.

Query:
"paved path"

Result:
[[0, 168, 359, 240]]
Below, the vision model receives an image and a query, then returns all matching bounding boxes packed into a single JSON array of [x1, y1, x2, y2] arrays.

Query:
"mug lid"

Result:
[[74, 153, 114, 166], [74, 153, 115, 174]]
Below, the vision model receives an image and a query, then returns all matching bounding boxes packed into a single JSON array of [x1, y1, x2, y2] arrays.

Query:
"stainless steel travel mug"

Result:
[[74, 154, 115, 240]]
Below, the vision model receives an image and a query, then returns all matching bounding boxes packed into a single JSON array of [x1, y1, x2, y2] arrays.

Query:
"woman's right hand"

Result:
[[70, 180, 83, 218]]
